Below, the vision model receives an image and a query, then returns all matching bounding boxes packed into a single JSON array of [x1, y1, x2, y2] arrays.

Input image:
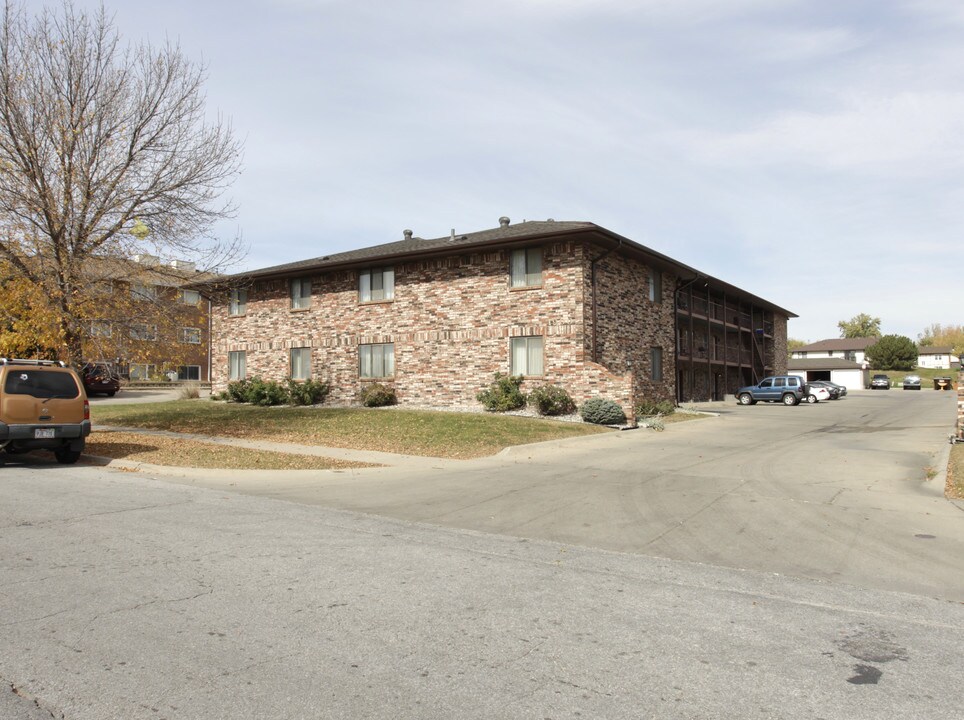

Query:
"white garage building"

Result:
[[787, 358, 869, 391]]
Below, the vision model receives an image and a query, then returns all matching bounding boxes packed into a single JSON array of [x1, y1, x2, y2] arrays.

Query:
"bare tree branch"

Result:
[[0, 0, 243, 361]]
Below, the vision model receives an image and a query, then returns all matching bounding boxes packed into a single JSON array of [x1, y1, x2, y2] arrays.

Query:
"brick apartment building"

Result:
[[205, 218, 794, 415], [84, 256, 212, 382]]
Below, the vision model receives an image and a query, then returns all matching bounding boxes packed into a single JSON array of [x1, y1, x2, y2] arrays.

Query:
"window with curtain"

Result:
[[290, 278, 312, 309], [509, 247, 542, 288], [651, 346, 663, 382], [229, 288, 247, 316], [180, 289, 200, 305], [359, 343, 395, 378], [290, 347, 311, 380], [649, 271, 662, 303], [510, 336, 544, 376], [130, 323, 157, 340], [228, 351, 246, 381], [359, 267, 395, 302]]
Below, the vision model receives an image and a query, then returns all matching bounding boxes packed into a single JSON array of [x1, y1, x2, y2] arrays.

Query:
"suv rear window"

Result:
[[3, 371, 80, 399]]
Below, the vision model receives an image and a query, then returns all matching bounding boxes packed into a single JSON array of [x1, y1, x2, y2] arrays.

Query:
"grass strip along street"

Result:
[[91, 401, 610, 461]]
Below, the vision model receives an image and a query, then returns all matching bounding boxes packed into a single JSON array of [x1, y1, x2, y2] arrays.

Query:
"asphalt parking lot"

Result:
[[154, 388, 964, 602], [3, 389, 963, 719]]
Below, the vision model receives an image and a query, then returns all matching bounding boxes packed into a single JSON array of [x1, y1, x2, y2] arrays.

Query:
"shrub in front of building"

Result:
[[529, 384, 576, 416], [477, 373, 527, 412], [360, 383, 397, 407], [580, 398, 626, 425]]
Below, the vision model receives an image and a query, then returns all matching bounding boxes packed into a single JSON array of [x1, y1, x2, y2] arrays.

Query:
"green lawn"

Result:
[[91, 401, 610, 459]]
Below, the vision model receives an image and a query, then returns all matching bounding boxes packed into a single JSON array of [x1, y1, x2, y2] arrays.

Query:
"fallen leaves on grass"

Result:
[[86, 431, 374, 471], [91, 402, 611, 458]]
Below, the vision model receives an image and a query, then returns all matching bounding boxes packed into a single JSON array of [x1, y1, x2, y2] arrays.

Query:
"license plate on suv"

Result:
[[34, 428, 56, 439]]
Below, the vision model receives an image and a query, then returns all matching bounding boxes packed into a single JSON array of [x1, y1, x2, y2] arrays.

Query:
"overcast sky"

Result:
[[69, 0, 964, 343]]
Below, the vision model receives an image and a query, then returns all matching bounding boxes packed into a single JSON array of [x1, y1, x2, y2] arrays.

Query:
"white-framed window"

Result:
[[290, 347, 311, 380], [129, 363, 154, 380], [177, 365, 201, 381], [229, 288, 247, 316], [649, 271, 662, 303], [179, 327, 201, 344], [359, 343, 394, 378], [228, 351, 246, 381], [510, 247, 543, 288], [130, 283, 156, 301], [510, 336, 544, 376], [359, 267, 394, 302], [290, 277, 312, 310], [651, 347, 663, 382], [180, 289, 200, 305], [91, 320, 112, 338], [130, 323, 157, 341]]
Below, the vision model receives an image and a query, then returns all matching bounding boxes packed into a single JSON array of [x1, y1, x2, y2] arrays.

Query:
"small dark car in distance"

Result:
[[870, 374, 890, 390], [902, 375, 921, 390], [81, 362, 121, 397]]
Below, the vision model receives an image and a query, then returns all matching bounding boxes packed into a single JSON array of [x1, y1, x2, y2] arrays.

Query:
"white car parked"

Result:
[[805, 385, 831, 403]]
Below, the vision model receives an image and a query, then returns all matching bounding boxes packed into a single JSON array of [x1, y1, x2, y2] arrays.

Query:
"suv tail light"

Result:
[[84, 400, 90, 420]]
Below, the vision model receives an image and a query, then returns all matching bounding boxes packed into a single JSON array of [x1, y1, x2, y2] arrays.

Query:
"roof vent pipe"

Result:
[[450, 228, 456, 242], [403, 229, 413, 240], [499, 216, 510, 228]]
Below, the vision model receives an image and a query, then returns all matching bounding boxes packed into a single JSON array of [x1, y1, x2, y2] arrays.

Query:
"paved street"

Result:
[[138, 389, 964, 601], [1, 389, 962, 718]]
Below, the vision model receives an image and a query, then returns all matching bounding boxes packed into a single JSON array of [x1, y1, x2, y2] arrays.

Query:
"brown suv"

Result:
[[0, 358, 91, 464]]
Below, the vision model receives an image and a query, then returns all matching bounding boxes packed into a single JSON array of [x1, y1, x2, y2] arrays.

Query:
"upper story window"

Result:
[[510, 247, 542, 288], [290, 278, 312, 310], [180, 289, 200, 305], [229, 288, 247, 316], [91, 320, 112, 338], [130, 323, 157, 341], [179, 327, 201, 344], [359, 267, 394, 302], [131, 283, 156, 301], [649, 271, 662, 303]]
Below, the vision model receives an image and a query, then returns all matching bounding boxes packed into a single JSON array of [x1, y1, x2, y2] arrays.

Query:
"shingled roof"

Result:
[[206, 218, 796, 317], [795, 337, 879, 352]]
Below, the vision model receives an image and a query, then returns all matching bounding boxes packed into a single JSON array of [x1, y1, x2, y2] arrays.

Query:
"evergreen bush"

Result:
[[529, 384, 576, 416], [360, 382, 397, 407], [636, 399, 675, 417], [476, 373, 527, 412], [287, 378, 331, 406], [580, 398, 626, 425]]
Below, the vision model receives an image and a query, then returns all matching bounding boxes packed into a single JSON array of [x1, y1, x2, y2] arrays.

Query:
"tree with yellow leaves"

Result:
[[0, 1, 242, 364]]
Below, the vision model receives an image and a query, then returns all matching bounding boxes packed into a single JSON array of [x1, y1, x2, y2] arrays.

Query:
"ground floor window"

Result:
[[290, 347, 311, 380], [229, 351, 246, 381], [129, 363, 154, 380], [651, 347, 663, 382], [510, 336, 544, 376], [360, 343, 394, 378], [178, 365, 201, 381]]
